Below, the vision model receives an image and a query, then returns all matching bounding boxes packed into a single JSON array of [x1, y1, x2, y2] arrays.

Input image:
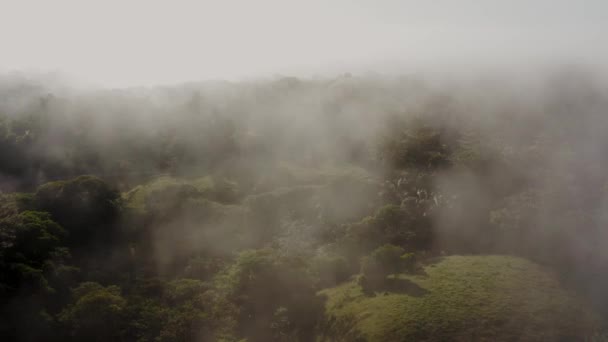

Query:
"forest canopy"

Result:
[[1, 69, 608, 341]]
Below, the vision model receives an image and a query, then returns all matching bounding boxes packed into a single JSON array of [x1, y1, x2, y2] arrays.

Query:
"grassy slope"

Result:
[[122, 175, 214, 210], [318, 255, 599, 342]]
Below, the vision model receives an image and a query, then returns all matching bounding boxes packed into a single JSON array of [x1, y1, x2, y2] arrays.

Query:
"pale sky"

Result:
[[0, 0, 606, 87]]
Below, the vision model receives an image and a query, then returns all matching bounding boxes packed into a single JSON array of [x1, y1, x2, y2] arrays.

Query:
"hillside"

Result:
[[318, 255, 599, 342]]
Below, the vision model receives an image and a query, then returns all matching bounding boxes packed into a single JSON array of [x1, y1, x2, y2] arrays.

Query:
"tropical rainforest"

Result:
[[1, 69, 608, 341]]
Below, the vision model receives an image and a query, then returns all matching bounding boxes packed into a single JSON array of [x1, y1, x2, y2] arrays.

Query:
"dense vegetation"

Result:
[[1, 70, 608, 341]]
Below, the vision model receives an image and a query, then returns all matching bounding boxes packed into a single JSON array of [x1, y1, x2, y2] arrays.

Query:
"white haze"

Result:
[[1, 0, 607, 87]]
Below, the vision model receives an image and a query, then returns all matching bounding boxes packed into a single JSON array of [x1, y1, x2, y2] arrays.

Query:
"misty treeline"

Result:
[[1, 68, 608, 341]]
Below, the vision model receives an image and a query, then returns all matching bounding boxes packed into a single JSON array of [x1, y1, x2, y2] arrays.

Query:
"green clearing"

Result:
[[318, 255, 599, 342]]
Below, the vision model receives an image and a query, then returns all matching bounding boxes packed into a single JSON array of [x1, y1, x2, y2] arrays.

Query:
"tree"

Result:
[[215, 249, 322, 342], [378, 117, 452, 170], [59, 282, 127, 342], [33, 176, 121, 247], [341, 204, 428, 261], [359, 244, 415, 292], [0, 210, 68, 293], [311, 253, 352, 287]]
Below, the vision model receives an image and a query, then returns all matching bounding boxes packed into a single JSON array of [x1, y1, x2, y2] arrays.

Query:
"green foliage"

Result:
[[123, 176, 187, 210], [183, 256, 225, 280], [124, 298, 166, 342], [157, 279, 210, 342], [164, 278, 207, 305], [321, 256, 600, 342], [341, 204, 431, 262], [10, 211, 66, 263], [157, 303, 209, 342], [59, 282, 128, 342], [33, 176, 120, 246], [0, 115, 31, 179], [400, 252, 416, 273], [0, 193, 33, 220], [311, 253, 352, 287], [121, 277, 211, 342], [0, 210, 68, 294], [144, 183, 201, 216], [214, 249, 323, 342], [359, 244, 415, 292], [2, 74, 608, 341], [0, 199, 73, 341], [378, 117, 452, 170]]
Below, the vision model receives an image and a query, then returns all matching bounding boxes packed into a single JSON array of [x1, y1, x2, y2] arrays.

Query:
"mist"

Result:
[[2, 1, 608, 341], [2, 0, 607, 86]]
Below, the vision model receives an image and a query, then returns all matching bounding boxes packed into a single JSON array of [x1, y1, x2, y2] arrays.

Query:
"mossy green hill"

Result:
[[318, 255, 599, 342]]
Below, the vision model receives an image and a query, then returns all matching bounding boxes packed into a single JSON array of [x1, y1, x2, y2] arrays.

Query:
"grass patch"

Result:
[[318, 255, 599, 342]]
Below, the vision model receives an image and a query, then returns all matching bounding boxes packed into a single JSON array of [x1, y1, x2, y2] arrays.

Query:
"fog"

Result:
[[2, 1, 608, 341], [1, 0, 607, 86]]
